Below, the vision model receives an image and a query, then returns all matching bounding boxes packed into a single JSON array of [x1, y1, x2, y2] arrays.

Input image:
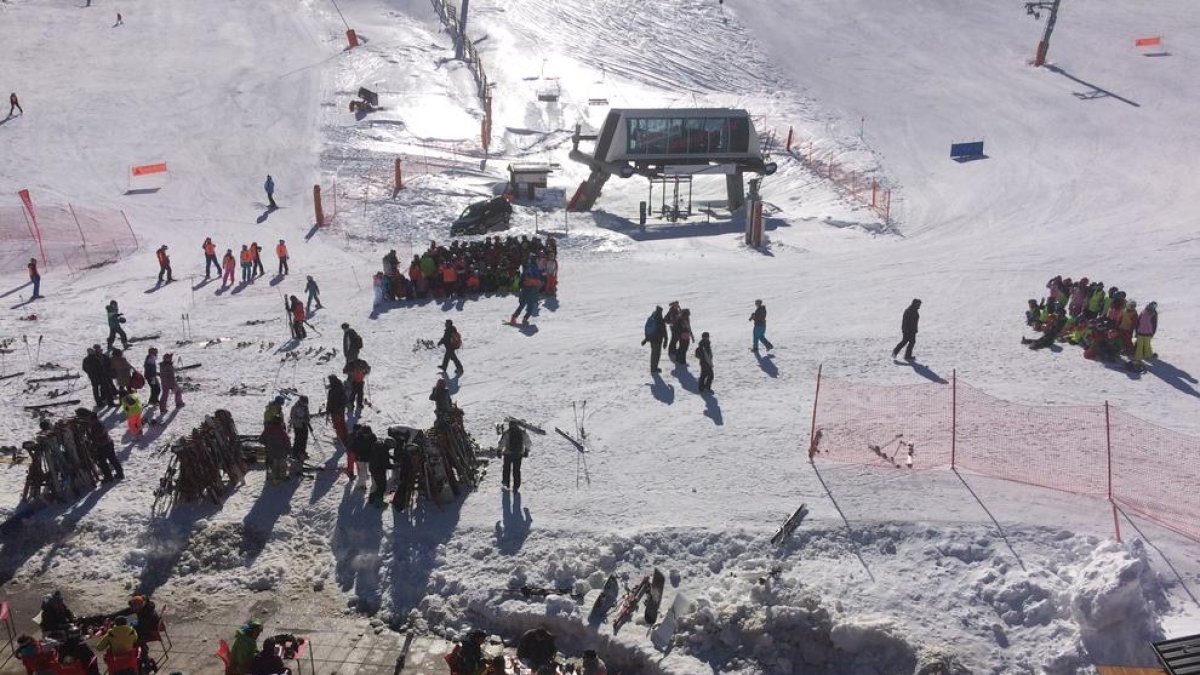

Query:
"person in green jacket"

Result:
[[230, 620, 263, 675]]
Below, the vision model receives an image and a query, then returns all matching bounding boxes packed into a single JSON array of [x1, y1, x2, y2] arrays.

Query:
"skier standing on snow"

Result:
[[250, 242, 265, 278], [27, 258, 41, 299], [276, 239, 289, 276], [8, 93, 21, 117], [696, 331, 714, 393], [261, 396, 291, 483], [287, 295, 306, 340], [497, 419, 530, 492], [202, 237, 219, 278], [305, 276, 322, 312], [222, 248, 236, 286], [342, 323, 362, 362], [239, 245, 253, 282], [158, 353, 184, 413], [891, 298, 922, 361], [665, 301, 682, 361], [750, 299, 773, 351], [96, 344, 118, 404], [438, 319, 464, 374], [641, 305, 668, 374], [289, 395, 312, 462], [349, 423, 376, 491], [105, 300, 129, 350], [1133, 301, 1158, 368], [326, 374, 350, 453], [83, 347, 108, 407], [109, 349, 133, 396], [143, 347, 161, 406], [675, 308, 693, 367], [264, 175, 277, 209], [155, 245, 173, 284], [343, 358, 371, 412]]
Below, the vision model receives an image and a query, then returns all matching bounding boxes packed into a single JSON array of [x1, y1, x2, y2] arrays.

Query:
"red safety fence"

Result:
[[809, 368, 1200, 542], [783, 129, 892, 224], [0, 203, 139, 274]]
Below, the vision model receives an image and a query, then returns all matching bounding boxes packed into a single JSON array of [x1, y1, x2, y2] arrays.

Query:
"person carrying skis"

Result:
[[1133, 301, 1158, 368], [665, 301, 682, 361], [202, 237, 219, 278], [891, 298, 921, 361], [750, 299, 773, 351], [276, 239, 289, 276], [158, 353, 184, 413], [27, 258, 41, 299], [289, 395, 312, 462], [109, 348, 133, 396], [342, 323, 362, 363], [305, 275, 322, 312], [509, 270, 542, 325], [155, 245, 173, 284], [642, 305, 668, 373], [222, 248, 236, 286], [696, 331, 714, 392], [675, 308, 693, 367], [438, 319, 464, 373], [239, 245, 253, 282], [250, 242, 265, 278], [264, 175, 277, 209], [287, 296, 306, 339], [106, 300, 129, 350], [343, 358, 371, 412], [326, 374, 350, 455], [144, 347, 161, 405], [497, 419, 531, 492], [76, 408, 123, 481], [261, 396, 291, 483], [8, 92, 21, 116], [120, 392, 143, 440]]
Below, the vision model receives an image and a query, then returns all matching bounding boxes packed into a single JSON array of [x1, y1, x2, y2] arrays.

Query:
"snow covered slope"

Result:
[[1, 0, 1198, 673]]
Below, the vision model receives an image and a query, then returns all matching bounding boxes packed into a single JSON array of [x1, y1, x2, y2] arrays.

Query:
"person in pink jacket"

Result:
[[221, 249, 236, 286], [1132, 301, 1158, 366]]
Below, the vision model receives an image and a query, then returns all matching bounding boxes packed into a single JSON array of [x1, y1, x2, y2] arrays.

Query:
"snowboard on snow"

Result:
[[589, 574, 619, 625], [770, 503, 809, 545], [644, 568, 666, 624]]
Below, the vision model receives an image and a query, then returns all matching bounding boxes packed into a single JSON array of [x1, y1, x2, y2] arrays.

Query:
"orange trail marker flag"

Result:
[[131, 162, 168, 176], [1134, 36, 1162, 47]]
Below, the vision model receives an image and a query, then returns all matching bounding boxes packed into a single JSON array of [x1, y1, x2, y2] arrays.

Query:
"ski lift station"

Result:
[[567, 108, 777, 213]]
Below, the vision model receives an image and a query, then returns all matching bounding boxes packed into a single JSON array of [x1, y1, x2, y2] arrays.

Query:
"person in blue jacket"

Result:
[[264, 175, 277, 209]]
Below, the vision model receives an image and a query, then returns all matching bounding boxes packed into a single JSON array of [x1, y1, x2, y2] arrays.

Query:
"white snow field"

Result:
[[2, 0, 1199, 672]]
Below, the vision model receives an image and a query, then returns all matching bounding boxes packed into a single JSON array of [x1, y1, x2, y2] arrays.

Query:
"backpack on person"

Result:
[[130, 370, 146, 390], [451, 329, 462, 350]]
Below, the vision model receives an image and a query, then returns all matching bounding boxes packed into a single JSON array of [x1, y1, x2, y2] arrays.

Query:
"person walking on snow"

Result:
[[8, 93, 21, 117], [276, 239, 289, 275], [105, 300, 130, 350], [326, 374, 350, 454], [438, 319, 464, 373], [642, 305, 668, 374], [509, 272, 541, 325], [665, 301, 682, 361], [892, 298, 922, 361], [143, 347, 161, 405], [202, 237, 219, 278], [305, 276, 322, 312], [343, 358, 371, 412], [222, 248, 236, 286], [250, 242, 265, 278], [750, 299, 773, 351], [696, 331, 714, 392], [83, 347, 108, 407], [155, 245, 173, 284], [497, 419, 530, 491], [287, 296, 306, 340], [342, 323, 362, 362], [159, 353, 184, 413], [239, 245, 253, 282], [27, 258, 41, 299], [264, 175, 277, 209]]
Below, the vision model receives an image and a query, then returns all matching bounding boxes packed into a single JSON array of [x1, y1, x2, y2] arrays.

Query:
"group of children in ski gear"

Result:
[[372, 235, 559, 305], [1025, 276, 1160, 370], [18, 592, 164, 675], [199, 238, 291, 286], [83, 324, 186, 441]]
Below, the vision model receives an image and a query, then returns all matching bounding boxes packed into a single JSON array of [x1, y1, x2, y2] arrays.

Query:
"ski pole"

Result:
[[22, 336, 32, 367], [35, 336, 43, 364]]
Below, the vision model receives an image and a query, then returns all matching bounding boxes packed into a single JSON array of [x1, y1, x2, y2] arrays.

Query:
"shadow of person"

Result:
[[755, 351, 778, 378], [1145, 358, 1200, 398], [495, 489, 533, 555], [240, 472, 303, 567], [895, 359, 948, 384], [192, 277, 215, 291], [256, 209, 272, 224], [702, 392, 724, 426], [331, 484, 386, 613], [0, 281, 32, 299], [649, 372, 674, 405], [674, 364, 698, 393], [517, 323, 540, 336], [543, 296, 559, 312], [269, 275, 285, 287]]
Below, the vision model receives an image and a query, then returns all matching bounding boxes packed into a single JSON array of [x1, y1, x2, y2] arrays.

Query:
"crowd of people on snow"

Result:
[[370, 235, 559, 308], [1023, 275, 1160, 371]]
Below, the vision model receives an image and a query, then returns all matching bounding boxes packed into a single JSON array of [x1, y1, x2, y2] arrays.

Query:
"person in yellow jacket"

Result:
[[276, 239, 289, 276], [97, 616, 138, 655], [120, 393, 143, 440]]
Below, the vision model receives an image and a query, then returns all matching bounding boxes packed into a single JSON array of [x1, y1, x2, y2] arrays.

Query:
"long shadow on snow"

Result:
[[333, 484, 386, 614], [755, 351, 778, 378], [383, 497, 463, 623], [241, 475, 303, 566], [0, 482, 116, 585], [894, 359, 947, 384], [1144, 358, 1200, 399], [648, 372, 674, 405], [592, 209, 789, 242], [133, 501, 224, 597], [494, 490, 533, 555], [701, 392, 723, 426], [1044, 64, 1140, 107]]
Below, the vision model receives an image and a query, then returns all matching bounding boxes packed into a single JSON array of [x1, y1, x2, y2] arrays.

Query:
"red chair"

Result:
[[214, 639, 232, 675], [1, 601, 15, 655], [102, 646, 140, 675], [54, 657, 93, 675], [18, 649, 59, 675], [289, 637, 315, 675]]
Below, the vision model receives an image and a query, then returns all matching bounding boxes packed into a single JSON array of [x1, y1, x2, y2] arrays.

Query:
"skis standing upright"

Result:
[[612, 575, 651, 632], [770, 503, 809, 545]]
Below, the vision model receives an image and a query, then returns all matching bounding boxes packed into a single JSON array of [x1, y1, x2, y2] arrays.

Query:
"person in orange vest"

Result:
[[155, 245, 173, 284], [202, 237, 219, 278], [222, 249, 236, 286], [239, 245, 253, 282], [440, 260, 458, 298], [8, 93, 21, 117], [28, 257, 41, 299], [276, 239, 289, 275], [250, 242, 264, 278]]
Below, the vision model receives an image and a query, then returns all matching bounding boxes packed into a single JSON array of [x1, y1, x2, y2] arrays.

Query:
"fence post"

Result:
[[120, 210, 138, 250], [394, 158, 404, 194], [871, 179, 878, 208], [785, 126, 793, 152], [313, 185, 325, 227], [951, 369, 957, 468], [808, 364, 822, 462], [1105, 400, 1122, 542]]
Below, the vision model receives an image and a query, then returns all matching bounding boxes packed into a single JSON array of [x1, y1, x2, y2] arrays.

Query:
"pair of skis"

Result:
[[599, 568, 665, 633], [555, 400, 588, 451], [868, 433, 914, 468]]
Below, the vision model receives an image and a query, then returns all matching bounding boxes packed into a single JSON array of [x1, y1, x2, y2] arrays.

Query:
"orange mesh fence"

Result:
[[0, 204, 138, 273], [1109, 408, 1200, 542], [812, 370, 1200, 542], [785, 135, 892, 223]]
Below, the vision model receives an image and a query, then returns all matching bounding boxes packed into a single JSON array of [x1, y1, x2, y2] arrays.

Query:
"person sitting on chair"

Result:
[[248, 637, 292, 675]]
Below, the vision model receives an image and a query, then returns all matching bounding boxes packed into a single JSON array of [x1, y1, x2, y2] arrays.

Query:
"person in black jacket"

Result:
[[342, 323, 363, 363], [326, 375, 349, 450], [517, 627, 556, 669], [696, 332, 714, 392], [349, 424, 376, 492], [96, 346, 118, 406], [664, 301, 682, 361], [368, 438, 394, 507], [76, 408, 123, 481], [143, 347, 161, 406], [892, 299, 921, 361], [641, 306, 668, 374], [82, 347, 108, 407], [429, 377, 453, 417], [248, 638, 290, 675], [39, 591, 75, 636], [437, 319, 463, 374]]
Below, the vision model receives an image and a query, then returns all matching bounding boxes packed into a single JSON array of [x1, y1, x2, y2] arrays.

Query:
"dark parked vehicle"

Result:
[[451, 196, 513, 235]]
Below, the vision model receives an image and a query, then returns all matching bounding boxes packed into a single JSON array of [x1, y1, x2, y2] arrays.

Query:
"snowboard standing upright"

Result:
[[644, 568, 666, 624], [589, 574, 619, 625]]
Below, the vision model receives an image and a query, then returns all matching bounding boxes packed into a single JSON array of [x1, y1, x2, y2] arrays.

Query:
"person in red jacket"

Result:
[[155, 245, 173, 284], [202, 237, 219, 278], [8, 93, 22, 117], [15, 635, 58, 675], [276, 239, 289, 275]]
